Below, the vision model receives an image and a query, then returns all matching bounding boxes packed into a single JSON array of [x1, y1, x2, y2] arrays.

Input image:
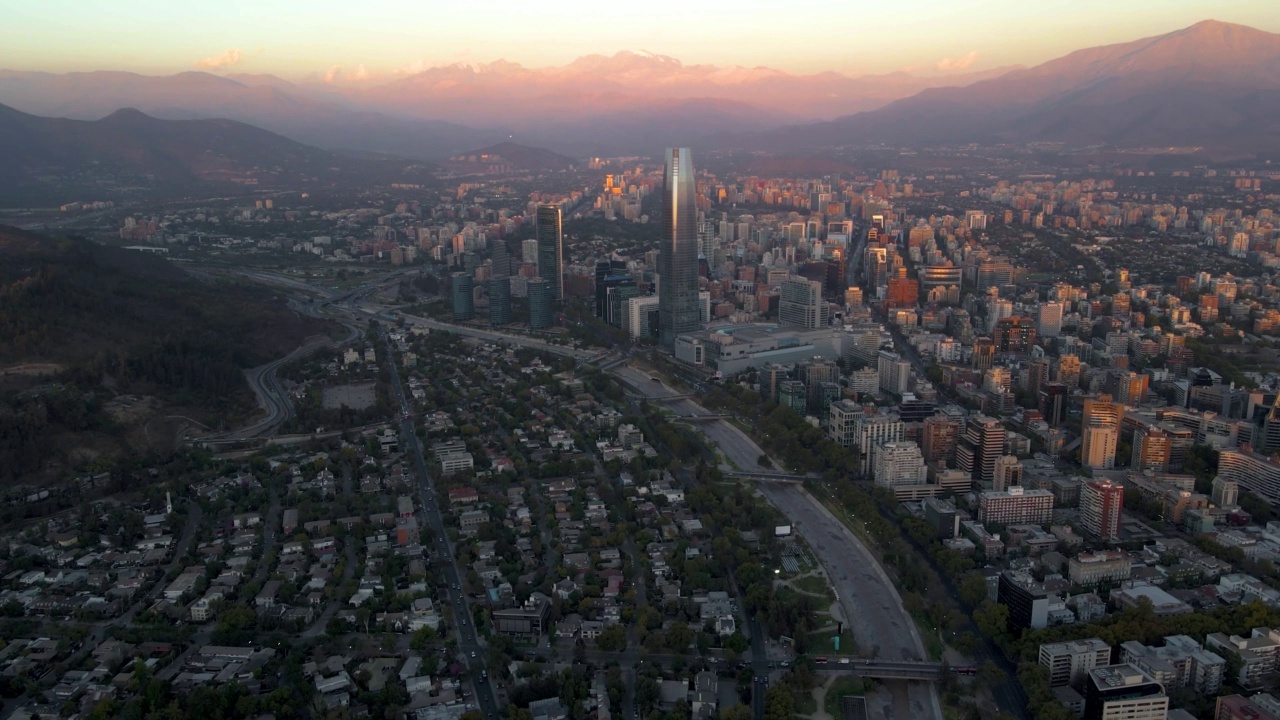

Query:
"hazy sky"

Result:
[[4, 0, 1278, 80]]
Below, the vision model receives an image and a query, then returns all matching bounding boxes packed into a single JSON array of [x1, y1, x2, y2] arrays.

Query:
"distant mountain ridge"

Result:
[[0, 103, 443, 200], [354, 51, 1019, 123], [0, 69, 504, 160], [2, 22, 1278, 159], [747, 20, 1280, 157], [0, 57, 1017, 157]]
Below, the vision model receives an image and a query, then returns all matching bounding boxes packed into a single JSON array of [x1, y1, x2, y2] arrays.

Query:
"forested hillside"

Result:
[[0, 226, 332, 483]]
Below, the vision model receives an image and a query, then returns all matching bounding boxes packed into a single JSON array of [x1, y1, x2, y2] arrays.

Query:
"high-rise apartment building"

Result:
[[779, 277, 829, 329], [1130, 424, 1191, 473], [521, 238, 539, 264], [1027, 357, 1051, 397], [1038, 302, 1064, 338], [1217, 448, 1280, 506], [921, 414, 960, 465], [992, 455, 1023, 492], [828, 399, 862, 447], [983, 367, 1012, 394], [877, 350, 911, 395], [1068, 550, 1132, 588], [998, 571, 1054, 633], [994, 316, 1037, 354], [1205, 628, 1280, 689], [1120, 636, 1225, 695], [657, 147, 700, 350], [972, 338, 996, 371], [1258, 397, 1280, 454], [872, 441, 928, 494], [1057, 354, 1082, 389], [489, 237, 510, 278], [1080, 479, 1124, 542], [854, 411, 904, 476], [1081, 396, 1121, 470], [1040, 382, 1068, 427], [885, 267, 918, 308], [535, 205, 563, 300], [1211, 477, 1239, 507], [1039, 638, 1113, 687], [957, 415, 1006, 490], [800, 359, 840, 413], [825, 255, 846, 300], [978, 487, 1054, 525]]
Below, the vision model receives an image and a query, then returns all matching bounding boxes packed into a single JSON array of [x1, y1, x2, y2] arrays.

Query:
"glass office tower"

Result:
[[658, 147, 700, 350], [535, 205, 563, 300]]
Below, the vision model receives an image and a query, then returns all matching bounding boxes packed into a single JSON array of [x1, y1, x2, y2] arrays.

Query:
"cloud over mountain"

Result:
[[194, 48, 242, 70]]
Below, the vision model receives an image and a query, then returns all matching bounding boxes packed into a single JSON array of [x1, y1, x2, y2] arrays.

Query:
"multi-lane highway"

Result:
[[613, 365, 943, 720], [396, 311, 601, 362], [758, 484, 943, 720]]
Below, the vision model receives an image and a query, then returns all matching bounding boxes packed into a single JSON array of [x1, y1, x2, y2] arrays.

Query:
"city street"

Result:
[[382, 329, 501, 719]]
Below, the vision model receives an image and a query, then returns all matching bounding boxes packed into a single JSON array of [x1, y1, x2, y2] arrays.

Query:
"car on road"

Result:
[[470, 651, 476, 658], [814, 656, 829, 664]]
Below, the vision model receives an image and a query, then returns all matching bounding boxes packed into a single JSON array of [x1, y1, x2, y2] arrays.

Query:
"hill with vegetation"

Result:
[[0, 225, 334, 485]]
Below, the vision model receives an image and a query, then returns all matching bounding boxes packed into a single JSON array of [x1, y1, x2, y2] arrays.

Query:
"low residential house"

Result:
[[529, 697, 568, 720], [233, 513, 261, 529], [692, 671, 719, 719], [448, 487, 479, 506], [408, 598, 440, 631], [659, 680, 689, 710], [556, 614, 583, 640], [553, 579, 579, 601], [255, 580, 282, 609], [581, 620, 604, 641], [460, 510, 488, 537], [564, 553, 591, 572]]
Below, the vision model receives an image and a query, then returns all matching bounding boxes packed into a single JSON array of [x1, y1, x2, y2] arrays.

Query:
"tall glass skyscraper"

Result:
[[528, 278, 553, 330], [535, 205, 563, 300], [658, 147, 700, 350], [451, 272, 474, 321], [488, 276, 511, 326]]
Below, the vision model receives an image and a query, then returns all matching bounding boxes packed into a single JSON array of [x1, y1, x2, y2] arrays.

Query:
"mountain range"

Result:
[[750, 20, 1280, 157], [0, 103, 438, 202], [0, 54, 1015, 158], [0, 20, 1277, 170]]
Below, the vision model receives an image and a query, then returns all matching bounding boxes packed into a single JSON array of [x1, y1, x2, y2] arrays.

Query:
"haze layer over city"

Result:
[[2, 3, 1280, 720]]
